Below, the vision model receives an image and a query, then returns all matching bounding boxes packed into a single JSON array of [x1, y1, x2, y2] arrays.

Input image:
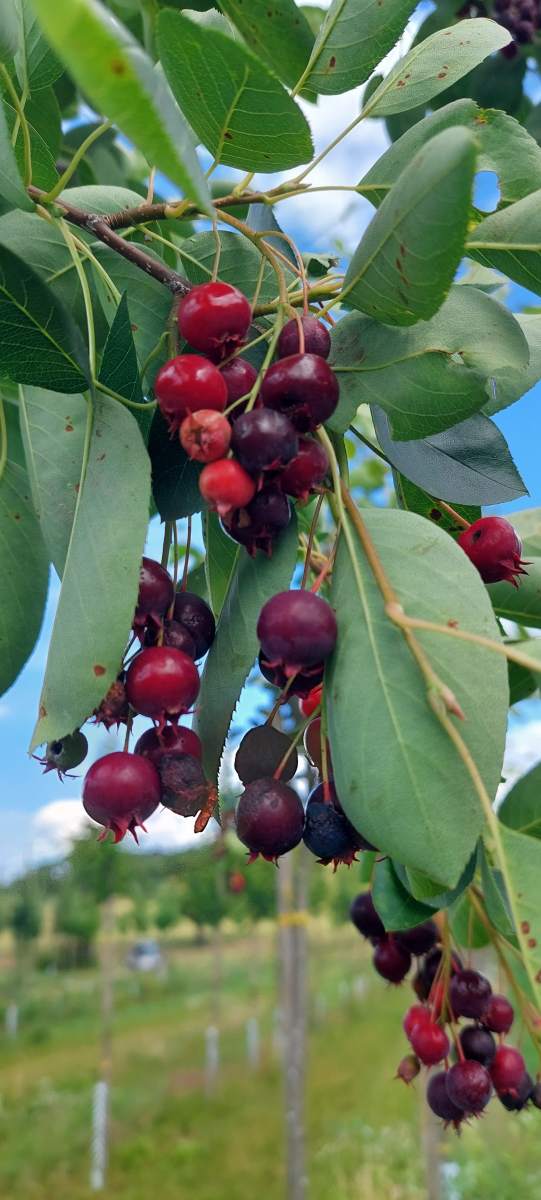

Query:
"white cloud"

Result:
[[28, 797, 215, 866]]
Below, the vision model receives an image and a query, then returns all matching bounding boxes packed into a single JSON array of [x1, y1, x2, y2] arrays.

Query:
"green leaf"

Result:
[[219, 0, 314, 91], [483, 315, 541, 417], [204, 509, 238, 618], [157, 9, 313, 172], [403, 851, 477, 907], [18, 386, 87, 576], [179, 229, 287, 309], [31, 392, 150, 749], [394, 473, 480, 534], [2, 96, 59, 193], [98, 293, 143, 404], [498, 824, 541, 1006], [300, 0, 416, 96], [363, 20, 511, 118], [372, 858, 436, 931], [0, 460, 49, 696], [329, 286, 529, 439], [468, 191, 541, 296], [450, 893, 489, 949], [30, 0, 211, 210], [16, 0, 63, 92], [372, 409, 527, 506], [507, 648, 537, 706], [489, 560, 541, 630], [0, 1, 19, 62], [499, 762, 541, 839], [479, 843, 514, 939], [195, 514, 298, 782], [0, 98, 33, 210], [343, 128, 476, 325], [93, 246, 171, 381], [246, 203, 298, 270], [509, 508, 541, 556], [326, 509, 508, 886], [0, 244, 89, 392], [148, 410, 203, 521]]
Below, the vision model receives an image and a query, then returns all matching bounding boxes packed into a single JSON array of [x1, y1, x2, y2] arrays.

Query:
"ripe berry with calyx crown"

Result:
[[403, 1003, 430, 1040], [446, 1060, 492, 1114], [261, 353, 339, 432], [199, 458, 256, 517], [234, 725, 298, 785], [235, 777, 305, 862], [34, 730, 88, 779], [94, 677, 130, 730], [220, 356, 258, 413], [490, 1045, 526, 1098], [302, 795, 364, 869], [458, 516, 529, 587], [395, 921, 439, 957], [179, 282, 252, 360], [133, 557, 174, 637], [427, 1071, 465, 1128], [155, 355, 227, 434], [481, 993, 514, 1035], [259, 653, 324, 699], [277, 316, 331, 360], [158, 752, 210, 817], [180, 410, 231, 463], [350, 891, 385, 941], [134, 723, 202, 763], [410, 1019, 450, 1066], [231, 408, 298, 472], [308, 781, 375, 849], [173, 591, 216, 659], [257, 589, 337, 671], [280, 437, 329, 501], [373, 937, 411, 984], [223, 487, 291, 556], [300, 684, 323, 718], [83, 751, 161, 843], [126, 646, 200, 724], [450, 968, 492, 1019], [459, 1025, 497, 1068]]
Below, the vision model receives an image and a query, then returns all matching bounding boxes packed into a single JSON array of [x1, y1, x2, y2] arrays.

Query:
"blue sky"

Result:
[[1, 2, 540, 879]]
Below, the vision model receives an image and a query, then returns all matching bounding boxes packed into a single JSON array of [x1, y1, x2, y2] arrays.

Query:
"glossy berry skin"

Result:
[[257, 589, 337, 670], [490, 1045, 526, 1098], [427, 1071, 465, 1127], [220, 356, 258, 412], [155, 355, 227, 433], [134, 723, 202, 763], [259, 652, 324, 699], [403, 1004, 430, 1040], [481, 993, 514, 1035], [35, 730, 88, 779], [280, 437, 329, 501], [261, 354, 339, 433], [180, 410, 231, 463], [499, 1072, 534, 1112], [303, 798, 361, 868], [179, 282, 252, 360], [350, 891, 385, 941], [459, 1025, 496, 1068], [395, 921, 439, 957], [458, 516, 528, 587], [231, 408, 298, 472], [277, 316, 331, 360], [450, 969, 492, 1019], [173, 591, 216, 659], [300, 684, 323, 718], [234, 725, 298, 785], [224, 487, 291, 557], [199, 458, 256, 517], [83, 751, 161, 843], [126, 647, 200, 723], [134, 557, 174, 636], [446, 1060, 492, 1114], [145, 618, 197, 659], [235, 777, 305, 862], [410, 1020, 449, 1067], [373, 937, 411, 985]]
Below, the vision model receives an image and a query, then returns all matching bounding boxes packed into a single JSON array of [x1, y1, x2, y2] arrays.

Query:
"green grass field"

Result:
[[1, 926, 540, 1200]]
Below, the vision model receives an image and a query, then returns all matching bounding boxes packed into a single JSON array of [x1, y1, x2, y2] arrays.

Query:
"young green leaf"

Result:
[[148, 410, 203, 521], [157, 9, 313, 172], [327, 509, 508, 886], [0, 461, 49, 697], [372, 858, 436, 931], [0, 244, 89, 392], [342, 127, 476, 324], [195, 514, 298, 782], [98, 293, 143, 405], [299, 0, 417, 96], [363, 19, 511, 118], [468, 191, 541, 295], [0, 99, 33, 210], [29, 0, 211, 210], [219, 0, 314, 92], [18, 386, 87, 577], [31, 393, 151, 750], [499, 762, 541, 839], [204, 510, 239, 618], [489, 560, 541, 630]]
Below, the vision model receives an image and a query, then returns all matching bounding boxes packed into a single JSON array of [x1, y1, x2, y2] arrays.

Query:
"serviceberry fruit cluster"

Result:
[[351, 890, 541, 1128], [154, 283, 335, 557]]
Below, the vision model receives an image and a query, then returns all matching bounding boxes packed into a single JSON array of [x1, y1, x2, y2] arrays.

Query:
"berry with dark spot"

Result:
[[450, 969, 492, 1019], [261, 353, 339, 432], [257, 589, 337, 671], [490, 1045, 526, 1099], [179, 282, 252, 360], [180, 410, 232, 463], [235, 777, 305, 862], [155, 355, 227, 434], [458, 516, 529, 587], [199, 457, 256, 517], [34, 730, 88, 779], [231, 408, 298, 472], [134, 723, 202, 763], [126, 646, 200, 724], [446, 1060, 492, 1114], [459, 1025, 496, 1068], [223, 487, 291, 556], [220, 356, 258, 414], [373, 937, 411, 984], [280, 437, 329, 500], [277, 316, 331, 360], [396, 921, 439, 957], [173, 591, 216, 659], [235, 725, 298, 785], [410, 1020, 450, 1066], [427, 1071, 465, 1128], [93, 677, 130, 730], [350, 891, 385, 941], [481, 993, 514, 1035], [158, 752, 210, 817], [133, 557, 174, 638], [83, 751, 161, 843]]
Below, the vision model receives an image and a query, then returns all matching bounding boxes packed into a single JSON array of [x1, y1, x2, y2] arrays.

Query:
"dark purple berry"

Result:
[[220, 357, 258, 413], [459, 1025, 496, 1068], [427, 1071, 465, 1127], [135, 724, 202, 762], [277, 316, 331, 360], [134, 557, 174, 636], [261, 353, 339, 432], [498, 1072, 533, 1111], [350, 891, 385, 941], [258, 651, 324, 697], [481, 993, 514, 1034], [257, 589, 337, 670], [280, 437, 329, 500], [172, 591, 216, 659], [395, 920, 439, 957], [446, 1060, 492, 1114], [531, 1081, 541, 1109], [235, 778, 305, 862], [450, 969, 492, 1019], [223, 487, 291, 557], [234, 725, 298, 785], [373, 937, 411, 984], [145, 618, 197, 659], [302, 793, 366, 868], [158, 753, 211, 817], [231, 408, 298, 472], [309, 781, 375, 849]]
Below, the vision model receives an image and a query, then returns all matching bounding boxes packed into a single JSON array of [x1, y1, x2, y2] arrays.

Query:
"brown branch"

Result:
[[105, 190, 274, 230]]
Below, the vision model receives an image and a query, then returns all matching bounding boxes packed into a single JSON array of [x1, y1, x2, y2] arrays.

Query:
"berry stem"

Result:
[[42, 120, 111, 203], [265, 674, 297, 724], [384, 610, 541, 680], [161, 521, 173, 570], [273, 712, 317, 781], [123, 714, 133, 752], [57, 217, 97, 378], [0, 63, 32, 186], [436, 501, 471, 530], [96, 381, 157, 413], [301, 494, 325, 588]]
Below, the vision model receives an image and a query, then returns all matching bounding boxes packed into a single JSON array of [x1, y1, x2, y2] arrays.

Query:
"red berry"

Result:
[[179, 282, 252, 360], [403, 1003, 430, 1040], [155, 355, 227, 434], [180, 409, 232, 463], [300, 684, 323, 718], [125, 646, 200, 723], [235, 777, 305, 862], [257, 589, 337, 670], [83, 751, 161, 843], [459, 1025, 496, 1067], [172, 591, 216, 659], [199, 458, 256, 517], [396, 1054, 421, 1085], [303, 716, 332, 774], [134, 723, 202, 763], [458, 516, 528, 587], [490, 1045, 526, 1098], [481, 993, 514, 1035], [280, 437, 329, 500], [427, 1071, 465, 1128], [220, 356, 258, 413], [134, 557, 174, 637], [446, 1060, 492, 1114], [277, 316, 331, 360], [231, 408, 298, 472], [350, 891, 385, 941], [450, 969, 492, 1019], [223, 487, 291, 557], [261, 353, 339, 432], [410, 1020, 450, 1066], [395, 921, 439, 957], [373, 937, 411, 984]]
